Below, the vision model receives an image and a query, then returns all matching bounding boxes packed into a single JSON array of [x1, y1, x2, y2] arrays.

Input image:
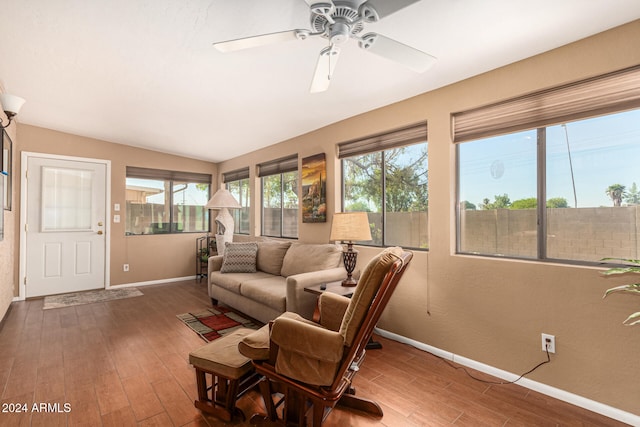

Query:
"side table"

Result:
[[304, 281, 354, 322], [304, 282, 382, 350]]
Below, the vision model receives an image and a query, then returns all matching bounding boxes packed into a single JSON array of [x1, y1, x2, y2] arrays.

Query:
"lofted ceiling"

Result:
[[1, 0, 639, 163]]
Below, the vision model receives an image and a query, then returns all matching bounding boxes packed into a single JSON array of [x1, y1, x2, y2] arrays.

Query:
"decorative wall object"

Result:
[[0, 169, 3, 240], [1, 130, 11, 211], [301, 153, 327, 223]]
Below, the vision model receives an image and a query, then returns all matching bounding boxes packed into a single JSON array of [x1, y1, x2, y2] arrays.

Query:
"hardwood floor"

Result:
[[0, 280, 627, 426]]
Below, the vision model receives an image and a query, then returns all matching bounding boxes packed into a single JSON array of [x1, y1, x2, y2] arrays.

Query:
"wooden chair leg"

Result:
[[310, 398, 325, 427], [193, 368, 246, 422], [259, 378, 278, 422], [283, 386, 305, 426], [337, 393, 383, 418]]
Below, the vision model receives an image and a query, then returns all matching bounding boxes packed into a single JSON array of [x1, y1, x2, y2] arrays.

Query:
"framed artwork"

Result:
[[301, 153, 327, 223], [0, 169, 3, 240], [1, 130, 11, 211]]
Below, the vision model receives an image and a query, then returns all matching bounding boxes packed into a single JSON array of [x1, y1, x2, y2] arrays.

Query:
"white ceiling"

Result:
[[1, 0, 639, 163]]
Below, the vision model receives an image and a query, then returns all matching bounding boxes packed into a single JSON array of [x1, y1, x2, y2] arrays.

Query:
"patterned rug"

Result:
[[177, 306, 260, 342], [43, 287, 143, 310]]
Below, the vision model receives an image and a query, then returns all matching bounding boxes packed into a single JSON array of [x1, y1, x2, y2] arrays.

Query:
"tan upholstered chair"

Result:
[[241, 247, 413, 426]]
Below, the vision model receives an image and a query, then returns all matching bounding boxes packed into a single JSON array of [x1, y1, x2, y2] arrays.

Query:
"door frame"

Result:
[[19, 151, 111, 300]]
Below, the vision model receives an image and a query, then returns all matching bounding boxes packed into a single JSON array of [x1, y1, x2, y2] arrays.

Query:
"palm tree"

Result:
[[606, 184, 626, 207]]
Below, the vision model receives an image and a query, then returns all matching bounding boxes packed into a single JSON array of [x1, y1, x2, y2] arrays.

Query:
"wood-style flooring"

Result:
[[0, 280, 627, 426]]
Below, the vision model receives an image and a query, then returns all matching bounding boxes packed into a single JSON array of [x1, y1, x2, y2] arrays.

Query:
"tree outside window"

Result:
[[343, 143, 428, 249]]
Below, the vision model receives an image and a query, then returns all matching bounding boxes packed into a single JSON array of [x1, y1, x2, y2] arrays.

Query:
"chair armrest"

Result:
[[285, 267, 348, 318], [318, 293, 350, 332], [270, 316, 344, 363], [208, 255, 223, 275]]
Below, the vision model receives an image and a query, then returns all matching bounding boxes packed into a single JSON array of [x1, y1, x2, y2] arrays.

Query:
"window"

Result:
[[339, 123, 428, 249], [125, 167, 210, 235], [258, 155, 298, 238], [456, 65, 640, 263], [224, 168, 250, 235]]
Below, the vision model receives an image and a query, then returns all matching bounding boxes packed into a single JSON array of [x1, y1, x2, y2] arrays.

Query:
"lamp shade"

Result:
[[330, 212, 372, 242], [205, 184, 241, 210], [0, 94, 26, 117]]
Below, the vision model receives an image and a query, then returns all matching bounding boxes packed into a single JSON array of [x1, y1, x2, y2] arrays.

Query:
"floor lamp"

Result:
[[205, 184, 241, 256], [330, 212, 372, 286]]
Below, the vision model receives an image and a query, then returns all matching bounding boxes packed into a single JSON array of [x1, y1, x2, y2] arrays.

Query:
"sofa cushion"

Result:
[[210, 271, 275, 294], [240, 276, 287, 313], [220, 242, 258, 273], [256, 241, 292, 275], [280, 243, 343, 277]]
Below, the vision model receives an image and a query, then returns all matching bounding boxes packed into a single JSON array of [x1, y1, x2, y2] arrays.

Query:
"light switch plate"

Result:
[[114, 203, 120, 211], [114, 214, 121, 223]]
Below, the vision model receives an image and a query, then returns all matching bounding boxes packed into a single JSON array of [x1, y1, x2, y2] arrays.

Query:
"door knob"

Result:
[[97, 230, 103, 235], [98, 222, 103, 226]]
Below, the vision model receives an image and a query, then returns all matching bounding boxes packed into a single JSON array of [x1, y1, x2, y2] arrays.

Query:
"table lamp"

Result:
[[330, 212, 372, 286], [205, 184, 241, 255]]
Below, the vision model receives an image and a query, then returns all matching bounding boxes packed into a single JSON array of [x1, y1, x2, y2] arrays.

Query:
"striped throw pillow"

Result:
[[220, 242, 258, 273]]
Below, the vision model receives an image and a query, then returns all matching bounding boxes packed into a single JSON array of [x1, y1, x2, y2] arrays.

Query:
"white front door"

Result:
[[24, 154, 108, 297]]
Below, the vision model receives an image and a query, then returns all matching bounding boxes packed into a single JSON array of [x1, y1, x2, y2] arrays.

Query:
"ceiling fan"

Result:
[[213, 0, 437, 93]]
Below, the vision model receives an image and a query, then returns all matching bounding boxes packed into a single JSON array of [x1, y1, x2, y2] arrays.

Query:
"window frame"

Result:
[[125, 167, 211, 235], [223, 168, 251, 235], [258, 155, 299, 239], [339, 123, 428, 250], [454, 65, 640, 265]]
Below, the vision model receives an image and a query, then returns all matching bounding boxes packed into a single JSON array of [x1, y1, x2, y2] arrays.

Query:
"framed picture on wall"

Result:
[[0, 170, 3, 240], [301, 153, 327, 223], [1, 130, 11, 211]]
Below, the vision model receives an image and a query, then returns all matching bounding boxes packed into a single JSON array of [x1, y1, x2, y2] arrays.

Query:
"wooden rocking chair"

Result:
[[247, 247, 413, 426]]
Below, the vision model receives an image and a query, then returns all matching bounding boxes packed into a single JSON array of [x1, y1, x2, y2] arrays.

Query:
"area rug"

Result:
[[43, 288, 143, 310], [177, 306, 260, 342]]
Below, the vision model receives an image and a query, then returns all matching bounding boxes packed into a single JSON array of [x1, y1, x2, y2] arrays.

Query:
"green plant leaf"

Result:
[[623, 311, 640, 326], [603, 284, 640, 298], [600, 257, 640, 266], [600, 259, 640, 326], [600, 267, 640, 276]]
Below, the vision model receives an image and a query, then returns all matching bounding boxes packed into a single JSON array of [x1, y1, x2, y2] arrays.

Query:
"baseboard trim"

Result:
[[374, 327, 639, 426], [107, 276, 196, 289]]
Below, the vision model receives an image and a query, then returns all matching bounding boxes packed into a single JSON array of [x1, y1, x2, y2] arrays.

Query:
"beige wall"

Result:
[[216, 21, 640, 415], [13, 125, 217, 291], [0, 106, 17, 321]]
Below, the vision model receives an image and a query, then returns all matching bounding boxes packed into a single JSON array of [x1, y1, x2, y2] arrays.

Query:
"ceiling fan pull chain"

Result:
[[328, 43, 332, 82]]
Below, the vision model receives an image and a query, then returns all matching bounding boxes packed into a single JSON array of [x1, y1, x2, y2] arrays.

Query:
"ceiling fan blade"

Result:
[[361, 0, 421, 20], [213, 30, 301, 53], [310, 46, 340, 93], [359, 33, 436, 73]]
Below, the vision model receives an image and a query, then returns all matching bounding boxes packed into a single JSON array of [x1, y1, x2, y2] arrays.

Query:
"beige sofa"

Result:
[[207, 241, 347, 323]]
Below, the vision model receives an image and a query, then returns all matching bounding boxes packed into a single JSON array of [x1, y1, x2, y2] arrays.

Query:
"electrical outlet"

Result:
[[123, 264, 129, 272], [541, 333, 556, 353]]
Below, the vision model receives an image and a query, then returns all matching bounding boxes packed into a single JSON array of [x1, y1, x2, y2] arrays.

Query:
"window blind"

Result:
[[452, 65, 640, 143], [223, 167, 250, 182], [257, 155, 298, 177], [337, 122, 427, 159], [126, 166, 211, 184]]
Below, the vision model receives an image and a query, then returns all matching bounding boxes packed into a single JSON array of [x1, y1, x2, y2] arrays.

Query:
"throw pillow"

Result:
[[220, 242, 258, 273], [256, 241, 292, 275], [280, 243, 342, 277]]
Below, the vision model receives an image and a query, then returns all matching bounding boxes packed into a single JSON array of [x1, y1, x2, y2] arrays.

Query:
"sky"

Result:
[[459, 108, 640, 208]]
